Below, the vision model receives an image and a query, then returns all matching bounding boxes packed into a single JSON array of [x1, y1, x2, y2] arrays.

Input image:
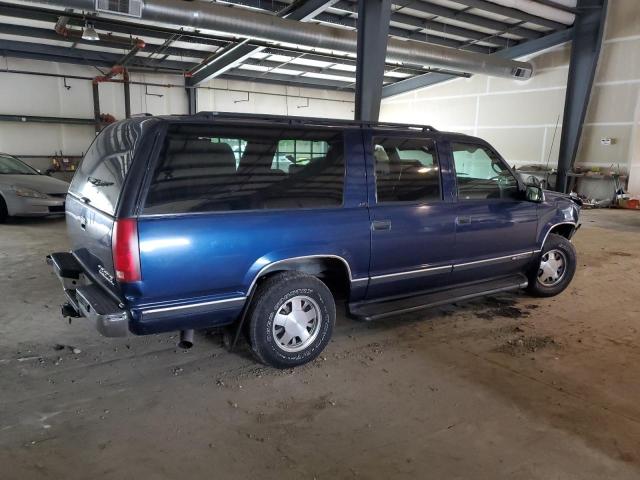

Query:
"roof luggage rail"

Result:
[[194, 111, 438, 132]]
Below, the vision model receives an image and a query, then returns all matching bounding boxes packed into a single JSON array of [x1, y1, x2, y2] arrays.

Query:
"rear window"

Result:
[[143, 124, 345, 214], [69, 122, 141, 215]]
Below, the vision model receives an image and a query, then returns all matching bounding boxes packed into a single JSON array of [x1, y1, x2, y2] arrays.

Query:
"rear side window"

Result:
[[143, 124, 345, 214], [69, 122, 140, 215], [373, 136, 441, 203]]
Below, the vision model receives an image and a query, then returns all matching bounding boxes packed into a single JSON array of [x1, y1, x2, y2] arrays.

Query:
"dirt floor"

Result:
[[1, 209, 639, 479]]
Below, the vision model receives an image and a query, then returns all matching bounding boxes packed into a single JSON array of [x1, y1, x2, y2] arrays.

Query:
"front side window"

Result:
[[452, 142, 520, 201], [373, 136, 441, 203], [143, 125, 344, 214]]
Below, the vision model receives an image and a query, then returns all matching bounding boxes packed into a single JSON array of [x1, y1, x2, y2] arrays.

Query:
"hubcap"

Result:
[[537, 249, 567, 287], [272, 295, 321, 353]]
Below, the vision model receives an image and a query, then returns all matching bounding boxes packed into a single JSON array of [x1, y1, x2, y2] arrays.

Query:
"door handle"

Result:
[[372, 220, 392, 231], [456, 216, 472, 225]]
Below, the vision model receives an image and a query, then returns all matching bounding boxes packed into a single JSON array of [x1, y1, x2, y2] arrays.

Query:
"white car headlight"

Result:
[[13, 186, 49, 199]]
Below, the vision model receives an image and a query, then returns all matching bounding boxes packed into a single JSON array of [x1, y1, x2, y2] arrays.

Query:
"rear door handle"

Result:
[[372, 220, 392, 231], [456, 216, 472, 225]]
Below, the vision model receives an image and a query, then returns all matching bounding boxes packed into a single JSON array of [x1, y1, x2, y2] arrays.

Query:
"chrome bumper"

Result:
[[48, 252, 129, 337]]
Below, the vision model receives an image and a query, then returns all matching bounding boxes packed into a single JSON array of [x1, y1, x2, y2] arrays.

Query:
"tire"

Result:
[[527, 233, 577, 297], [247, 271, 335, 369], [0, 196, 8, 223]]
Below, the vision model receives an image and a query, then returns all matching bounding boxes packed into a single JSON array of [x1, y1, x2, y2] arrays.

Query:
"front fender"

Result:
[[536, 192, 581, 248]]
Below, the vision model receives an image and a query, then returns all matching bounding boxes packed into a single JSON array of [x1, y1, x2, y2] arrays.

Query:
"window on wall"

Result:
[[373, 136, 441, 203], [272, 140, 329, 173], [452, 142, 520, 200], [143, 124, 345, 214]]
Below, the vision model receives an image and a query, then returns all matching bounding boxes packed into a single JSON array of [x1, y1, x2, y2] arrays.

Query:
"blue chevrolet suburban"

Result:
[[49, 112, 580, 368]]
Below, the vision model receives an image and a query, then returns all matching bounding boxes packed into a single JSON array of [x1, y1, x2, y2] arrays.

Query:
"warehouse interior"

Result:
[[1, 0, 640, 478]]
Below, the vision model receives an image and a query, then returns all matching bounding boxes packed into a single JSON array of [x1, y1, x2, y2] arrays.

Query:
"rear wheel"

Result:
[[527, 233, 577, 297], [247, 271, 335, 369]]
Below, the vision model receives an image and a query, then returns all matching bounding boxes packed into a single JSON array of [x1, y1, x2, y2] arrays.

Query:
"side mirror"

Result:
[[526, 184, 544, 203]]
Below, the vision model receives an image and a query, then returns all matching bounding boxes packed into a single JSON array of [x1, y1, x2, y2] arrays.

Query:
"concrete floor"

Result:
[[1, 209, 639, 479]]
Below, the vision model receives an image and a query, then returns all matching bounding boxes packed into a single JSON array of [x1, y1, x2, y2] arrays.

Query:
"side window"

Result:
[[143, 125, 344, 214], [452, 142, 520, 201], [272, 140, 329, 173], [373, 136, 441, 203], [69, 121, 140, 215], [211, 137, 246, 168]]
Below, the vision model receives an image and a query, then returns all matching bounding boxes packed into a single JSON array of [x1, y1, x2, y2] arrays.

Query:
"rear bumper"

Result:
[[48, 252, 129, 337]]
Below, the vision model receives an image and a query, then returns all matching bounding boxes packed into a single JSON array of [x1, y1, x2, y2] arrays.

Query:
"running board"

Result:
[[349, 274, 528, 321]]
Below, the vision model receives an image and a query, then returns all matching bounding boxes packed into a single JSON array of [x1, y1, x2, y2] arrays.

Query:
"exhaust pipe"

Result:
[[178, 329, 194, 349]]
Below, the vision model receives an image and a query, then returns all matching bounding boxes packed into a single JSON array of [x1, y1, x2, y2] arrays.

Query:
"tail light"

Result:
[[112, 218, 141, 282]]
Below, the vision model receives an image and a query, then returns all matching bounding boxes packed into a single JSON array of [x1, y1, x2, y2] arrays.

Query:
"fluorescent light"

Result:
[[82, 22, 100, 41]]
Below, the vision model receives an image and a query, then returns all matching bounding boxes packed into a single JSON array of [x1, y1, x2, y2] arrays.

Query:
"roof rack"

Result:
[[194, 111, 438, 132]]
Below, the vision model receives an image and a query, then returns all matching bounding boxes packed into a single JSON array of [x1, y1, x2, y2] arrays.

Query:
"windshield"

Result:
[[0, 154, 38, 175]]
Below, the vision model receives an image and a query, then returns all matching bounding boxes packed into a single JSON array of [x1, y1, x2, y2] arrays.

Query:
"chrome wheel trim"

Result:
[[272, 295, 322, 353], [537, 249, 567, 287]]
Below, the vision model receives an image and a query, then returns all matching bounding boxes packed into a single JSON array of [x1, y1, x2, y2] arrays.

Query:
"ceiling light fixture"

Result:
[[82, 21, 100, 41]]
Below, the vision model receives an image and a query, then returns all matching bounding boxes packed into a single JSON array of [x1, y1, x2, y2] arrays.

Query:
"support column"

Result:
[[354, 0, 391, 122], [556, 0, 608, 192], [92, 81, 100, 133], [123, 71, 131, 119], [186, 87, 197, 115]]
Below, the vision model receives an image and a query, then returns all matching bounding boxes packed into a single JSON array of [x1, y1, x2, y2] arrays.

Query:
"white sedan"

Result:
[[0, 153, 70, 222]]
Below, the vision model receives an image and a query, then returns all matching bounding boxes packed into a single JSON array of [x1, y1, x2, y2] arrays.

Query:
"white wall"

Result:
[[380, 47, 571, 168], [197, 78, 354, 119], [381, 0, 640, 193], [0, 57, 355, 167]]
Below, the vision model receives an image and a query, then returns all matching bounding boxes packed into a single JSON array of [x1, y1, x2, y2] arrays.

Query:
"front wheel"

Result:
[[527, 233, 577, 297], [247, 271, 335, 368]]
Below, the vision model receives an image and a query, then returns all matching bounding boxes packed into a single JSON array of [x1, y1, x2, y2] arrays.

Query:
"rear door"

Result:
[[365, 131, 457, 300], [448, 140, 538, 283], [66, 120, 145, 297]]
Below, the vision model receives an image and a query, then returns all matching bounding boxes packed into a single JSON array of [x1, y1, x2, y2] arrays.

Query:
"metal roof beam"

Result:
[[221, 69, 354, 90], [382, 27, 575, 98], [332, 0, 514, 47], [451, 0, 567, 30], [187, 0, 340, 86], [380, 0, 544, 40], [0, 39, 193, 72]]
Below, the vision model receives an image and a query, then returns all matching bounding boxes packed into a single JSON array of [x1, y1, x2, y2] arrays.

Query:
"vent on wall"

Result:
[[512, 66, 533, 79], [96, 0, 142, 18]]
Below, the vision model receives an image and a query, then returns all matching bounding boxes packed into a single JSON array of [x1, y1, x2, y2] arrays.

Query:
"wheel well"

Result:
[[548, 223, 576, 240], [0, 193, 7, 219], [255, 257, 351, 300]]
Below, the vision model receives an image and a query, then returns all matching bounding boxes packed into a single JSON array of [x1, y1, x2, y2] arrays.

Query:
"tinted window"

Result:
[[452, 142, 520, 200], [69, 121, 141, 215], [272, 140, 329, 173], [143, 125, 344, 214], [373, 136, 441, 203]]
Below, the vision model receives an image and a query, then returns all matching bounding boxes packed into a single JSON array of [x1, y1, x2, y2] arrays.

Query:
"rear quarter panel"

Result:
[[128, 129, 370, 333]]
